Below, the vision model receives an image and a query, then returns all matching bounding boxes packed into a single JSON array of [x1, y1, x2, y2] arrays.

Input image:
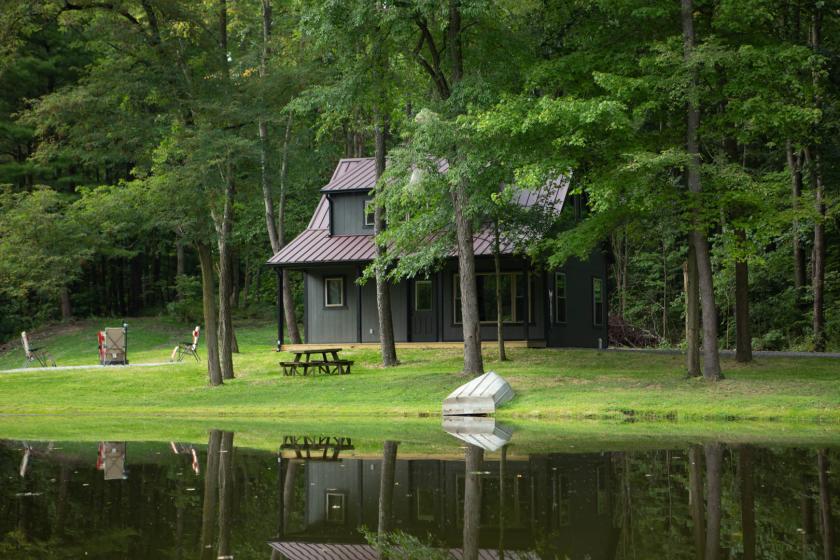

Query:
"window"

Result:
[[453, 273, 531, 324], [415, 280, 433, 311], [364, 200, 375, 227], [553, 473, 570, 527], [416, 488, 436, 521], [592, 277, 604, 326], [324, 277, 344, 307], [555, 272, 567, 323], [325, 493, 346, 524]]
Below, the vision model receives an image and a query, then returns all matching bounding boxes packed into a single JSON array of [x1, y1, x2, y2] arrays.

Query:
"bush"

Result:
[[166, 275, 203, 323], [755, 329, 786, 351]]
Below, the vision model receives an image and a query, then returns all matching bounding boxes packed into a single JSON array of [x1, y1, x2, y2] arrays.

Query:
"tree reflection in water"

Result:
[[0, 438, 838, 559]]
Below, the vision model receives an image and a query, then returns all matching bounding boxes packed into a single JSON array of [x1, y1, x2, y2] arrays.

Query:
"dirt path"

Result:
[[0, 362, 186, 374]]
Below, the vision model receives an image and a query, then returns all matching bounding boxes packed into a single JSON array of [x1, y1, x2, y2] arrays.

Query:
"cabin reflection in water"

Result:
[[270, 452, 619, 559]]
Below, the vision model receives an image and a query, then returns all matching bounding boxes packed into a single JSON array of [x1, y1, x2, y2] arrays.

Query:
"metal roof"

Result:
[[322, 157, 378, 192], [269, 158, 570, 268], [268, 542, 536, 560]]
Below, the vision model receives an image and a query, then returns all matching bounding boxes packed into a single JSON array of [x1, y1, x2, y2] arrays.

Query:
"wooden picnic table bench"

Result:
[[280, 348, 353, 376]]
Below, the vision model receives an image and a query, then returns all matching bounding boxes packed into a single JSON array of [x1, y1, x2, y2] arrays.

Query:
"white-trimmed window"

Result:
[[415, 280, 433, 311], [453, 272, 531, 324], [324, 277, 344, 307], [325, 492, 346, 524], [364, 200, 375, 227], [555, 272, 567, 323], [592, 277, 604, 326]]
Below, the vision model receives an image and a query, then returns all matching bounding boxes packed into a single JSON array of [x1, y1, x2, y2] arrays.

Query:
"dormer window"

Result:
[[364, 200, 375, 227]]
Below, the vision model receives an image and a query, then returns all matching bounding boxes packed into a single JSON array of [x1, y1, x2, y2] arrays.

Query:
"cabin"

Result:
[[267, 157, 608, 349]]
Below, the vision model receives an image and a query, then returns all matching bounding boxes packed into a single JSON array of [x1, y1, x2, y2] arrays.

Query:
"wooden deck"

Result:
[[280, 340, 546, 352]]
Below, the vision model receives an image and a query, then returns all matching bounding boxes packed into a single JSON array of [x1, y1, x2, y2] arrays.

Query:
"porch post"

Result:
[[436, 270, 444, 342], [276, 267, 284, 351], [543, 270, 551, 346], [522, 260, 530, 345], [356, 266, 363, 343]]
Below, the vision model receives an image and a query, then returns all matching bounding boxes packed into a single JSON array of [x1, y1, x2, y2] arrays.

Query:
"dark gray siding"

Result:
[[440, 258, 546, 343], [304, 266, 359, 343], [545, 250, 609, 348], [305, 266, 409, 344], [330, 192, 373, 236]]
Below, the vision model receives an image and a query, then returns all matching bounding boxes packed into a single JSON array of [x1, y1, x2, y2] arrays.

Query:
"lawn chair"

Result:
[[20, 331, 56, 368], [171, 326, 201, 362]]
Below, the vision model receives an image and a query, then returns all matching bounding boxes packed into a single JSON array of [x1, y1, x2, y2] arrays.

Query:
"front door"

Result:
[[411, 278, 437, 342]]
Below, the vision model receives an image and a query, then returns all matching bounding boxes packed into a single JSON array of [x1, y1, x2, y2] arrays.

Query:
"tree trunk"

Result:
[[374, 116, 398, 367], [377, 440, 399, 536], [818, 450, 835, 560], [739, 446, 756, 560], [682, 0, 722, 380], [805, 147, 826, 352], [704, 443, 723, 560], [454, 183, 484, 376], [199, 430, 221, 560], [448, 0, 463, 84], [498, 444, 508, 558], [735, 229, 752, 363], [803, 472, 816, 557], [277, 114, 302, 344], [786, 141, 806, 294], [684, 245, 701, 377], [689, 445, 706, 560], [59, 287, 72, 322], [196, 242, 222, 386], [282, 460, 298, 531], [494, 227, 506, 361], [463, 444, 483, 560], [217, 431, 234, 559], [215, 169, 235, 380], [258, 0, 281, 255], [176, 239, 185, 277]]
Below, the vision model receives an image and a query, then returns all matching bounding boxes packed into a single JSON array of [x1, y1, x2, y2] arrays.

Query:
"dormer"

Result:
[[322, 158, 378, 236]]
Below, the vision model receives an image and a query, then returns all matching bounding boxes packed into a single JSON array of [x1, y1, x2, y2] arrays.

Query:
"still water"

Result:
[[1, 429, 839, 559]]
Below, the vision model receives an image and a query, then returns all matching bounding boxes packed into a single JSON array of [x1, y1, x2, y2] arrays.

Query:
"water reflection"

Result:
[[1, 436, 839, 558]]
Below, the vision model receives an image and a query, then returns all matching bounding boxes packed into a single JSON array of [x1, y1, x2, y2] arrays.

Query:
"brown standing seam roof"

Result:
[[268, 158, 569, 267]]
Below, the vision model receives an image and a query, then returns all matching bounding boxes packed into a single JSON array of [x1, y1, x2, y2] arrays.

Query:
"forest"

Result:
[[0, 0, 838, 381]]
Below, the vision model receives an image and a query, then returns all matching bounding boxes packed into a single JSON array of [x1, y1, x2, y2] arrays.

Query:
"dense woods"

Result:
[[1, 0, 838, 380]]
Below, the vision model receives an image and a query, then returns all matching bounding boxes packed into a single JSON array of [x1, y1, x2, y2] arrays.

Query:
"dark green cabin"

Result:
[[268, 158, 608, 349]]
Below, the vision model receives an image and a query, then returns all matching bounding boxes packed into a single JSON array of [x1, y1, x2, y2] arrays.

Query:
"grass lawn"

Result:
[[1, 317, 839, 424]]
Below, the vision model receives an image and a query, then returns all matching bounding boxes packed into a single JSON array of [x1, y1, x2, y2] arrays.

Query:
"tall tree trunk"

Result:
[[498, 444, 508, 559], [199, 430, 221, 560], [196, 242, 222, 386], [808, 7, 826, 352], [682, 0, 722, 380], [176, 239, 185, 277], [215, 168, 235, 380], [493, 226, 506, 361], [377, 440, 398, 537], [374, 115, 398, 366], [463, 444, 483, 560], [689, 445, 706, 560], [805, 148, 826, 352], [735, 230, 752, 362], [258, 0, 281, 255], [704, 443, 723, 560], [685, 245, 701, 377], [282, 460, 298, 531], [786, 141, 806, 295], [278, 114, 302, 344], [454, 183, 484, 376], [818, 450, 835, 560], [739, 446, 756, 560], [217, 431, 234, 559], [803, 472, 816, 558], [59, 287, 72, 322]]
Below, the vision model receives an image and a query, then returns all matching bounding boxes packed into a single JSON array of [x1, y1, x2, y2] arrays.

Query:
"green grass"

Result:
[[1, 317, 840, 425]]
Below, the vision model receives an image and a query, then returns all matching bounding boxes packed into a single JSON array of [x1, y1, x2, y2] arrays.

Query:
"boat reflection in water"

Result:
[[0, 432, 838, 559]]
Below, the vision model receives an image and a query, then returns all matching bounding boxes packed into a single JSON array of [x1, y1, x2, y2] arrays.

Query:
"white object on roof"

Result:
[[442, 371, 515, 416], [442, 416, 513, 452]]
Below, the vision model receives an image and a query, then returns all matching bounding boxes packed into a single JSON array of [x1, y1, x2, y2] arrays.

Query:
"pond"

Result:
[[1, 425, 839, 559]]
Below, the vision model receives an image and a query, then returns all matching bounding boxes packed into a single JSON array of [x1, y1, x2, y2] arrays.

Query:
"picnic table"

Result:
[[280, 348, 353, 376]]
